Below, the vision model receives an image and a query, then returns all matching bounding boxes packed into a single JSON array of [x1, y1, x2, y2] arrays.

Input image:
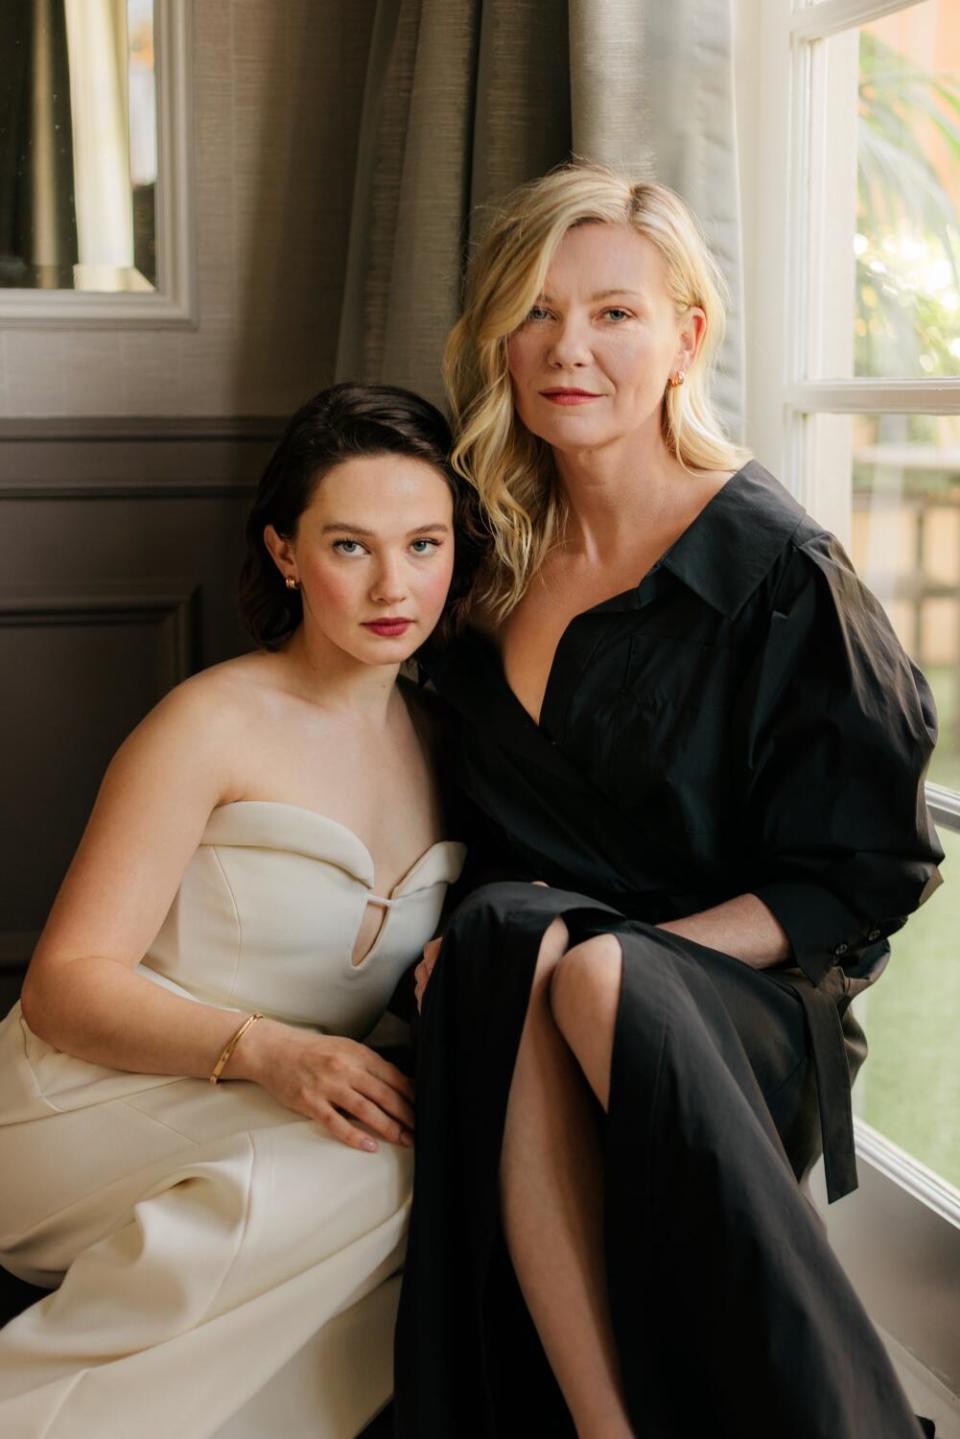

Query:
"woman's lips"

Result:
[[539, 389, 603, 405], [362, 619, 413, 637]]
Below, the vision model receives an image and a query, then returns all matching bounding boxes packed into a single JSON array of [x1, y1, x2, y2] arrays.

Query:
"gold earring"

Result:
[[668, 369, 686, 388], [285, 575, 299, 591]]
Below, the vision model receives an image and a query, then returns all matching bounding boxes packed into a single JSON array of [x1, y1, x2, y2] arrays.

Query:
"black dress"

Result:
[[393, 460, 943, 1439]]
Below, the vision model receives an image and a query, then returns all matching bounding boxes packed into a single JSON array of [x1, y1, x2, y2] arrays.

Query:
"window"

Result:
[[742, 0, 960, 1222]]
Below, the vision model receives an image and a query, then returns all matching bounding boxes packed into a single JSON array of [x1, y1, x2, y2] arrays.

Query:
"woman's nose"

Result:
[[370, 555, 407, 604], [546, 317, 592, 368]]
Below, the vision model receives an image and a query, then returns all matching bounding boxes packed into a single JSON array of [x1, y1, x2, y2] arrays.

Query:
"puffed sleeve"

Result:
[[746, 530, 943, 986]]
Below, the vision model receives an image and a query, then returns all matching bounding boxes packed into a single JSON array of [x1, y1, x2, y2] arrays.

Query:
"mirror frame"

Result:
[[0, 0, 195, 329]]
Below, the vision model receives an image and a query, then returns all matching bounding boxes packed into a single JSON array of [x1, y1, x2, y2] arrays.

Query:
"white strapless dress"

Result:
[[0, 802, 465, 1439]]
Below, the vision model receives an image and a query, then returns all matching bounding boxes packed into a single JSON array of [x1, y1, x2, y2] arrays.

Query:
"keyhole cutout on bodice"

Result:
[[350, 896, 392, 968]]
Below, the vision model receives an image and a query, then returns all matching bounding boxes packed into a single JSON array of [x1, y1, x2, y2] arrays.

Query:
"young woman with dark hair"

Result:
[[0, 383, 473, 1439], [238, 383, 479, 650]]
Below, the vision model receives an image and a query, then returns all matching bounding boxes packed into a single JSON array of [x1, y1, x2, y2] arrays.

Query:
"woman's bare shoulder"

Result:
[[115, 652, 281, 779], [160, 651, 279, 715]]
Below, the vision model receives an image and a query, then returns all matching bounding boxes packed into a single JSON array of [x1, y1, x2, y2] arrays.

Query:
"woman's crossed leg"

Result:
[[499, 921, 629, 1439]]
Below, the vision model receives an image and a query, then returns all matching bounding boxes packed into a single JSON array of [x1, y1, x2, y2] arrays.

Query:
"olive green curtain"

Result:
[[336, 0, 743, 436]]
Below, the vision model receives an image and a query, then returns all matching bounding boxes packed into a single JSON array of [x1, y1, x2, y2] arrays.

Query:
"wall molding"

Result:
[[0, 417, 284, 442], [0, 475, 262, 499], [0, 584, 201, 679], [0, 417, 283, 497]]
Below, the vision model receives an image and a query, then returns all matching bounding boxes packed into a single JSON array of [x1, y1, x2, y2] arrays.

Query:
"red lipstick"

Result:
[[362, 618, 413, 638]]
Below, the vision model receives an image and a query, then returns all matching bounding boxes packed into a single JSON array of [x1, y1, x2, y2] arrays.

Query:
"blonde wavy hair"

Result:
[[444, 162, 752, 620]]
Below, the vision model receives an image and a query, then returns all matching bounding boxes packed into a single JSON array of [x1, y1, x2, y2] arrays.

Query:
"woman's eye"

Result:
[[525, 305, 551, 323], [333, 539, 365, 555], [410, 538, 440, 555], [602, 307, 631, 322]]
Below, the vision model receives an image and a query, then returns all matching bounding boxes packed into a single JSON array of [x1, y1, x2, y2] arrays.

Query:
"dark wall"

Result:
[[0, 419, 281, 1008]]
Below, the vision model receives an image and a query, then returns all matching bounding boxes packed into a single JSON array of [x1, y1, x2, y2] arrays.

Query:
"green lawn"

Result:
[[926, 663, 960, 793], [853, 824, 960, 1189]]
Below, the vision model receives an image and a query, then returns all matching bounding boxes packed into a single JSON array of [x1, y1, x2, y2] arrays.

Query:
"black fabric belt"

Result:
[[768, 966, 858, 1204]]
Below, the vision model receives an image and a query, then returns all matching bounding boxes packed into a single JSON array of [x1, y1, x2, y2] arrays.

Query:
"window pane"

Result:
[[805, 419, 959, 1190], [845, 406, 958, 1190], [853, 825, 960, 1193], [847, 412, 960, 792], [817, 1, 960, 380]]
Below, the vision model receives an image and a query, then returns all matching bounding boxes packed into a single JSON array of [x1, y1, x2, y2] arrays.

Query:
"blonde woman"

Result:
[[397, 167, 941, 1438]]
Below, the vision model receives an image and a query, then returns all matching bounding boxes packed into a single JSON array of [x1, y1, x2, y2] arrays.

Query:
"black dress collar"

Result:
[[657, 459, 808, 620], [422, 458, 813, 702]]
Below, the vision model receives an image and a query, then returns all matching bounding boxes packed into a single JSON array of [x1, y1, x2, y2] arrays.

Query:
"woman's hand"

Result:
[[237, 1020, 416, 1153], [414, 937, 443, 1013]]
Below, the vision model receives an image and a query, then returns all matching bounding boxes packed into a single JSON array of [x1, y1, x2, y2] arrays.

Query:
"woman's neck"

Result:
[[275, 626, 400, 724], [553, 433, 721, 564]]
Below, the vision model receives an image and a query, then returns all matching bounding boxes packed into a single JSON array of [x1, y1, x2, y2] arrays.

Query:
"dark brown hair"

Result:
[[239, 382, 483, 650]]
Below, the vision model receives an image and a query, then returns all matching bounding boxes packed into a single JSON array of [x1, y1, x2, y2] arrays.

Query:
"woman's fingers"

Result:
[[257, 1033, 416, 1141], [315, 1092, 412, 1153], [316, 1102, 381, 1153], [299, 1080, 412, 1148], [368, 1052, 415, 1104], [414, 937, 443, 1012], [346, 1092, 413, 1147], [360, 1074, 416, 1133]]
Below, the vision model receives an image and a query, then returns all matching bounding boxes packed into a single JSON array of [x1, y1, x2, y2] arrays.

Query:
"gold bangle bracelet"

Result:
[[209, 1012, 264, 1085]]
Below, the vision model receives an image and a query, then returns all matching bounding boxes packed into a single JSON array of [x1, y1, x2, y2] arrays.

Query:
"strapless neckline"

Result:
[[205, 800, 463, 901]]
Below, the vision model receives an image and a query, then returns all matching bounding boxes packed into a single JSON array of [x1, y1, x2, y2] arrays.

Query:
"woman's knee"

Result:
[[549, 934, 623, 1039], [537, 917, 570, 969], [547, 936, 623, 1107], [518, 919, 571, 1016]]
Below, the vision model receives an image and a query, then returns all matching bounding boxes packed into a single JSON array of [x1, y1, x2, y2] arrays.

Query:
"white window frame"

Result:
[[737, 0, 960, 1390]]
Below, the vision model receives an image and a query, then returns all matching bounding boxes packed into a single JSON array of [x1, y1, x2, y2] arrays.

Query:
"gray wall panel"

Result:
[[0, 423, 280, 990]]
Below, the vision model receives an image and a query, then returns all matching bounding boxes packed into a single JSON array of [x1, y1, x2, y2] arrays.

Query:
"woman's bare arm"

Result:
[[656, 892, 791, 970], [19, 674, 415, 1149], [21, 674, 245, 1076]]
